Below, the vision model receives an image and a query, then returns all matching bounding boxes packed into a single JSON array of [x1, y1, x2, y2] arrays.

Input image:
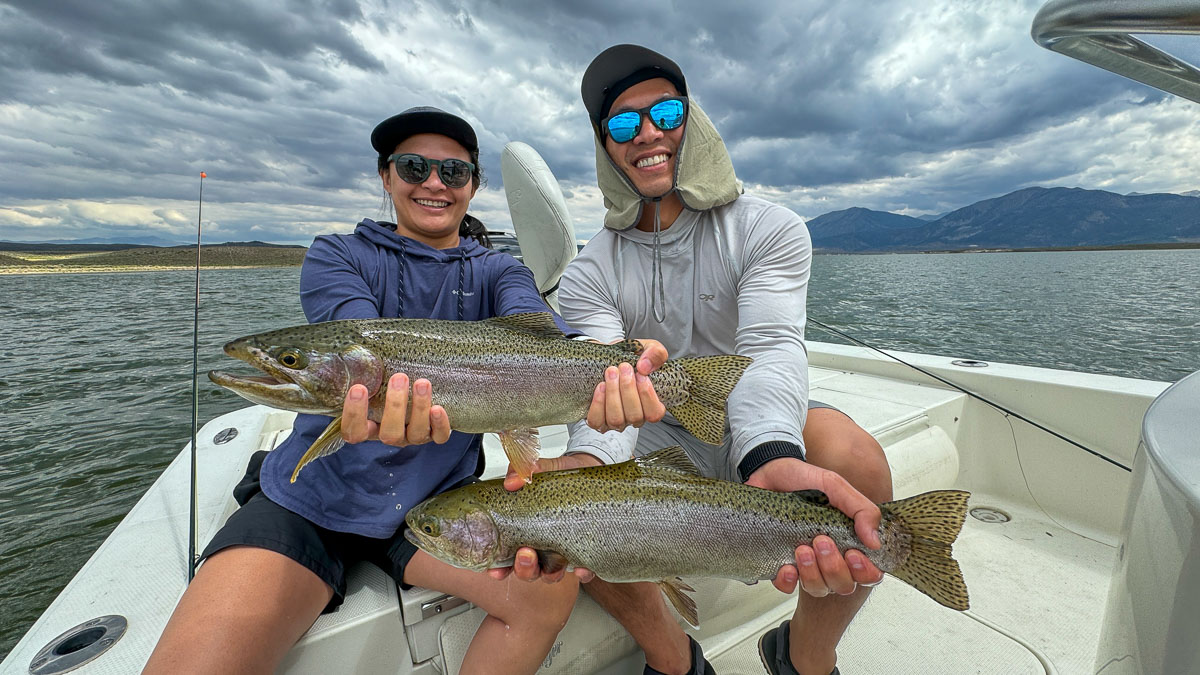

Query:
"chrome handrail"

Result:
[[1032, 0, 1200, 103]]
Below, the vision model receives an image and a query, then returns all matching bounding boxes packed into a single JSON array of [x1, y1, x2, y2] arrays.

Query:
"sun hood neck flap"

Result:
[[593, 101, 741, 231]]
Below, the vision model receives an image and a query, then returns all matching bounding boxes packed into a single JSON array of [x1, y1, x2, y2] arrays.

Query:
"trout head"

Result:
[[404, 494, 502, 571], [208, 322, 385, 415]]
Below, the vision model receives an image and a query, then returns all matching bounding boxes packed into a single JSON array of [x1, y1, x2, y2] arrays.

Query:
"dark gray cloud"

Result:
[[1, 0, 1198, 245]]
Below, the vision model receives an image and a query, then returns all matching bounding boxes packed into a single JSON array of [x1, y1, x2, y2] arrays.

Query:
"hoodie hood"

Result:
[[354, 218, 491, 259], [593, 100, 741, 231]]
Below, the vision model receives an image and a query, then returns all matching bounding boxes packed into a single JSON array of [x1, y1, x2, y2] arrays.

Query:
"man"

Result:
[[502, 45, 893, 675]]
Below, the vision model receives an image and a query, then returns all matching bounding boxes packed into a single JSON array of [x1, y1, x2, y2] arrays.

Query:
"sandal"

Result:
[[757, 619, 840, 675]]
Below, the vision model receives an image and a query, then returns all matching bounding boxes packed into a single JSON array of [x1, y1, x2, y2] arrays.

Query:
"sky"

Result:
[[2, 0, 1200, 246]]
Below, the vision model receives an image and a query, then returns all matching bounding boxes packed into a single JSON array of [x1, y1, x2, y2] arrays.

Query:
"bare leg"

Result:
[[786, 408, 892, 675], [403, 550, 579, 675], [581, 579, 692, 675], [144, 546, 334, 675]]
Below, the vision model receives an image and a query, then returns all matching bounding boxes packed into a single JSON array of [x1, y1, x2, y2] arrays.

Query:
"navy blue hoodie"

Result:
[[259, 219, 577, 538]]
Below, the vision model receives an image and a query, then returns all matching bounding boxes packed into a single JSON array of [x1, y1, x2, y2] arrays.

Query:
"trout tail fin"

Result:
[[290, 416, 345, 483], [666, 354, 752, 445], [883, 489, 971, 610]]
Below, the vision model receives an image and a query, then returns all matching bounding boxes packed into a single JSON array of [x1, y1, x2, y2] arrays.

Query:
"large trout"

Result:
[[405, 446, 970, 625], [209, 313, 751, 483]]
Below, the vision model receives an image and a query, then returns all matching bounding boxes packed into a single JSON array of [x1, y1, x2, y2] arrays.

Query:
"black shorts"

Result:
[[199, 451, 473, 613]]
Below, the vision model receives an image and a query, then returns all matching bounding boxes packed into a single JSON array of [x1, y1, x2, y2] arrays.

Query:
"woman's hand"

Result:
[[340, 373, 452, 446], [586, 338, 669, 434], [489, 453, 604, 583]]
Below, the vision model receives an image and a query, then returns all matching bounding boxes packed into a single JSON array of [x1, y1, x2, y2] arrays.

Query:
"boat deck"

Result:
[[441, 364, 1119, 674], [0, 360, 1130, 674]]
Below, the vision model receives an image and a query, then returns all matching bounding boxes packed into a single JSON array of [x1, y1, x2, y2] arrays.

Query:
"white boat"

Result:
[[5, 2, 1199, 673]]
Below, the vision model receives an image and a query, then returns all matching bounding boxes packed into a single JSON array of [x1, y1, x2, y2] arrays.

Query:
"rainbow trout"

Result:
[[209, 313, 751, 483], [405, 446, 970, 625]]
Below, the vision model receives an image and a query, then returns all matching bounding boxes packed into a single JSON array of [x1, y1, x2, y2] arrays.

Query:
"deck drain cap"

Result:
[[29, 615, 127, 674], [970, 507, 1011, 523]]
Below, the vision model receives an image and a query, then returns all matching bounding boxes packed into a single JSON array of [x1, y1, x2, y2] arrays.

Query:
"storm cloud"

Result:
[[1, 0, 1198, 244]]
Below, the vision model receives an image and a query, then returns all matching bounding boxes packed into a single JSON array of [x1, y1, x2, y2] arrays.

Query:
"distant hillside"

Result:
[[804, 207, 928, 252], [3, 235, 187, 246], [0, 242, 152, 253], [0, 240, 304, 253], [0, 244, 307, 271], [808, 187, 1200, 252]]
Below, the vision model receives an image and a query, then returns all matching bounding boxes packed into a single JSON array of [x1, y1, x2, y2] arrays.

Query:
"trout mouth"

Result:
[[207, 343, 335, 414], [209, 340, 308, 396], [208, 368, 334, 414], [207, 370, 304, 394]]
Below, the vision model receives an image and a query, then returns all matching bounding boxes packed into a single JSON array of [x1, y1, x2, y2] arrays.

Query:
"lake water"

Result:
[[1, 249, 1198, 657]]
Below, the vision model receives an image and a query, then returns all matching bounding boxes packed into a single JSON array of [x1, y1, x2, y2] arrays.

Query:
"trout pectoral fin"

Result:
[[499, 428, 540, 484], [290, 416, 346, 483], [536, 550, 570, 575], [657, 578, 699, 628]]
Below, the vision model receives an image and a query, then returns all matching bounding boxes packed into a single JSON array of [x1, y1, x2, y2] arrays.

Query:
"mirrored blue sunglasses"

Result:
[[603, 97, 688, 144]]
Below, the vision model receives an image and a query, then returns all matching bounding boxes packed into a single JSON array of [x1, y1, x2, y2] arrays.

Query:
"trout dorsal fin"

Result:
[[487, 312, 565, 340], [791, 489, 831, 506], [610, 339, 644, 356], [637, 446, 703, 476]]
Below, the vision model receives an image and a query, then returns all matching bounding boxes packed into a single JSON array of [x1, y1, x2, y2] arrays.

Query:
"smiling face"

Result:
[[381, 133, 477, 249], [603, 77, 686, 204]]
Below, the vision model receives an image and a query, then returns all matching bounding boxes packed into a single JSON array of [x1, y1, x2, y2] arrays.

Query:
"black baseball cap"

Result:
[[370, 106, 479, 156], [581, 44, 688, 127]]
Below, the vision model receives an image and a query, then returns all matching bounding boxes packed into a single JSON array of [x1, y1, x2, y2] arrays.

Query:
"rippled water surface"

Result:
[[1, 250, 1198, 656]]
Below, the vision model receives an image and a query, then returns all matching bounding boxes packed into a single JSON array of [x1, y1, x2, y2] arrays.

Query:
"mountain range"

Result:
[[807, 186, 1200, 252]]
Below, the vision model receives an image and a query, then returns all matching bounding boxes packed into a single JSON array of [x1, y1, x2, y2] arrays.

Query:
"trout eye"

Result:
[[418, 517, 440, 537], [276, 349, 307, 369]]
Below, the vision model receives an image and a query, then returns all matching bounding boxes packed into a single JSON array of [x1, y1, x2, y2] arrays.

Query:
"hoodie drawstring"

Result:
[[650, 198, 666, 323], [396, 240, 467, 321], [396, 238, 408, 318], [456, 252, 466, 321]]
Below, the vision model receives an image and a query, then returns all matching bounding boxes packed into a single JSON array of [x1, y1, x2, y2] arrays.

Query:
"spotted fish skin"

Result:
[[405, 447, 971, 622], [209, 313, 751, 481]]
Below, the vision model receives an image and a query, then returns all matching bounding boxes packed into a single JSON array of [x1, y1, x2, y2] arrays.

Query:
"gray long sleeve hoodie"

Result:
[[559, 101, 813, 479]]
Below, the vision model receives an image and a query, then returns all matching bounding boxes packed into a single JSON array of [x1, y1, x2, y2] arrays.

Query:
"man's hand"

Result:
[[340, 373, 452, 446], [747, 457, 884, 597], [488, 453, 604, 583], [586, 338, 669, 434]]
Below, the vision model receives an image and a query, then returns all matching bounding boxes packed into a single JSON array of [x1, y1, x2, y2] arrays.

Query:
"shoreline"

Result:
[[0, 264, 300, 276], [816, 242, 1200, 255]]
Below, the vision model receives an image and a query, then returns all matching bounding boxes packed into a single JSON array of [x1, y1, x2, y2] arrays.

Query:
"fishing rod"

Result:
[[188, 171, 206, 582], [806, 317, 1133, 473]]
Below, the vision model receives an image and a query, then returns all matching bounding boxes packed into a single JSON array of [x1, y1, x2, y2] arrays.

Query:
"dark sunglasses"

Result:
[[602, 97, 688, 143], [387, 153, 476, 188]]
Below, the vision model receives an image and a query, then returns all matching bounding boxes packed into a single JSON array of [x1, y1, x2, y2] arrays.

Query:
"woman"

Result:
[[146, 107, 660, 674]]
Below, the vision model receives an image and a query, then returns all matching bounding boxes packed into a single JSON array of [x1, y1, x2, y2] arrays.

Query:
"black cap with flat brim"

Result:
[[581, 44, 688, 128], [370, 106, 479, 156]]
